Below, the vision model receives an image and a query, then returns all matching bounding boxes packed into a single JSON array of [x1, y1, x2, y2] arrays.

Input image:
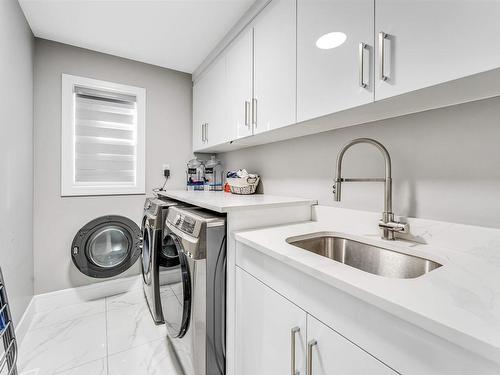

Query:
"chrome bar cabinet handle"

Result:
[[379, 31, 389, 81], [205, 123, 208, 142], [252, 98, 257, 128], [291, 327, 300, 375], [245, 101, 251, 127], [306, 340, 317, 375], [358, 42, 368, 88]]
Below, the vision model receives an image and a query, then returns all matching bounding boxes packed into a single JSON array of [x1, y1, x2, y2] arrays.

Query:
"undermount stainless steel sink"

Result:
[[287, 234, 442, 279]]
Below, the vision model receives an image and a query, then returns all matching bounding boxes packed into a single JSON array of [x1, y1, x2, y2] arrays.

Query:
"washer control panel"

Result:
[[169, 211, 202, 238], [172, 213, 197, 236], [167, 206, 224, 239]]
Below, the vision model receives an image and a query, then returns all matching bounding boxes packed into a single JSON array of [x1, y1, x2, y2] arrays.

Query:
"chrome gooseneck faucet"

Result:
[[333, 138, 408, 240]]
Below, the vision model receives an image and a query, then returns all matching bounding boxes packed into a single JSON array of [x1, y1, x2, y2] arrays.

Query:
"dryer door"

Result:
[[71, 215, 142, 278], [161, 233, 191, 338], [141, 221, 153, 284]]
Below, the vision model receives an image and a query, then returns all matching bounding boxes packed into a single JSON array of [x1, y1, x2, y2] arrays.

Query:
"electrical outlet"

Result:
[[162, 164, 171, 178]]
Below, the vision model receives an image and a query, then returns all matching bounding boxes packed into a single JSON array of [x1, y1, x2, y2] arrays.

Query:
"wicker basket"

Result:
[[227, 176, 260, 195]]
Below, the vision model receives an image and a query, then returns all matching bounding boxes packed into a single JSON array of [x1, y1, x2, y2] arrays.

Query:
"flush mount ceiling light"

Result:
[[316, 32, 347, 49]]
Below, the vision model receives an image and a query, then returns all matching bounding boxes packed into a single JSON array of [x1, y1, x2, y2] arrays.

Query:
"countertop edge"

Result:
[[157, 191, 317, 213]]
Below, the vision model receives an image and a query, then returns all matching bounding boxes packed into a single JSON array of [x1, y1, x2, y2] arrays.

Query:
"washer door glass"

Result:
[[72, 215, 141, 278], [161, 233, 191, 338], [159, 233, 180, 268], [88, 226, 129, 268]]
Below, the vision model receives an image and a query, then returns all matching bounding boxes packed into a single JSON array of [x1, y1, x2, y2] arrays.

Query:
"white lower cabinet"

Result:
[[307, 315, 396, 375], [235, 267, 307, 375], [235, 266, 395, 375]]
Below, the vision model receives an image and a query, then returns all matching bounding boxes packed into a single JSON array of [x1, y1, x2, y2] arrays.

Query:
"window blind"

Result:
[[74, 86, 138, 185]]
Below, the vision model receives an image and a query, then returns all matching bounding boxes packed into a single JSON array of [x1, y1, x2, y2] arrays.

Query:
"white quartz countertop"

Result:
[[234, 210, 500, 365], [157, 190, 317, 213]]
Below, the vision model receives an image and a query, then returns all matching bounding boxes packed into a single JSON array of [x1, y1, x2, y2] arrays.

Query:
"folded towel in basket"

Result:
[[227, 169, 258, 179]]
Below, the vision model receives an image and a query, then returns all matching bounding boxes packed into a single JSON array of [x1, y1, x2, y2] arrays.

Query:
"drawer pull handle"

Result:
[[306, 339, 317, 375], [291, 327, 300, 375]]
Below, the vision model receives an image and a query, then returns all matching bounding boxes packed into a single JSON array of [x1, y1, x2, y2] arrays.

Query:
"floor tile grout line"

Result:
[[27, 310, 106, 332], [107, 337, 166, 358], [35, 298, 106, 313], [51, 356, 108, 375]]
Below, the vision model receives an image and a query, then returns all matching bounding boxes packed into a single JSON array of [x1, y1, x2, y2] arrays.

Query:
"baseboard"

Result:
[[15, 297, 36, 344], [34, 275, 142, 313]]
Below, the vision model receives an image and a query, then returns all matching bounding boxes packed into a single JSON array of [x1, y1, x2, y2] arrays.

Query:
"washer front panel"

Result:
[[71, 215, 141, 278]]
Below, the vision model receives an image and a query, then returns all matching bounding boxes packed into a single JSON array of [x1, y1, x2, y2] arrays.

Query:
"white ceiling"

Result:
[[19, 0, 254, 74]]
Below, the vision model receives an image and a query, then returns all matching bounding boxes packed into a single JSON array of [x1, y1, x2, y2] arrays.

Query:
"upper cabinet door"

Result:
[[226, 28, 254, 140], [375, 0, 500, 100], [253, 0, 296, 134], [307, 315, 397, 375], [192, 56, 228, 152], [297, 0, 374, 123], [204, 56, 229, 147], [192, 75, 208, 152]]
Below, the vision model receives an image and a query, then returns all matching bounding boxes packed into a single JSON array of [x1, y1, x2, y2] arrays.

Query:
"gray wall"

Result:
[[219, 96, 500, 229], [0, 0, 34, 324], [34, 39, 192, 294]]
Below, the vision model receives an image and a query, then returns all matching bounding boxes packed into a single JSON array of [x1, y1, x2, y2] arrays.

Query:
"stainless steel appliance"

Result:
[[71, 197, 183, 325], [160, 206, 226, 375], [141, 197, 180, 324]]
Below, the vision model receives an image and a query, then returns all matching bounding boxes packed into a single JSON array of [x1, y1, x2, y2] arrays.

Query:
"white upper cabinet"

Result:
[[193, 0, 500, 152], [192, 72, 208, 151], [253, 0, 296, 133], [226, 28, 254, 140], [297, 0, 374, 122], [375, 0, 500, 100], [307, 315, 396, 375], [192, 56, 228, 152]]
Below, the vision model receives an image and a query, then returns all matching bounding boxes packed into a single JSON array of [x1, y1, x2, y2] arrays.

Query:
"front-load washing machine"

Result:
[[71, 197, 182, 325], [71, 215, 143, 279], [141, 197, 181, 324], [160, 206, 226, 375]]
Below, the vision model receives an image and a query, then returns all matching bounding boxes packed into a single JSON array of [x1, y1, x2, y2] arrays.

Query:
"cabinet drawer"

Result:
[[307, 314, 396, 374]]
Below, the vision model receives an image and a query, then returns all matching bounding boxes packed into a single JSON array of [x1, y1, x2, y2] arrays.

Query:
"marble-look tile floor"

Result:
[[17, 288, 183, 375]]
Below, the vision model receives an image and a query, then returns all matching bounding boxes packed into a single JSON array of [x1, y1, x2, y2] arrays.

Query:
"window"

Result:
[[61, 74, 146, 196]]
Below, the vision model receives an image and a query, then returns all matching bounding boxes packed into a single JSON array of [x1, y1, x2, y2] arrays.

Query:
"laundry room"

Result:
[[2, 0, 500, 375]]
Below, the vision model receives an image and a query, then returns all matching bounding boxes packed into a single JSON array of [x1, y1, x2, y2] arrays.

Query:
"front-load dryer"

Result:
[[160, 206, 226, 375]]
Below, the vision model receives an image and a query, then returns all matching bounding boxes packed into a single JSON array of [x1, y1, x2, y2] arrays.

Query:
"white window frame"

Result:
[[61, 74, 146, 196]]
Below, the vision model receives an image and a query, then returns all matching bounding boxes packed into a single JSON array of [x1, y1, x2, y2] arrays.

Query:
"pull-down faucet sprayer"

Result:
[[333, 138, 408, 240]]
